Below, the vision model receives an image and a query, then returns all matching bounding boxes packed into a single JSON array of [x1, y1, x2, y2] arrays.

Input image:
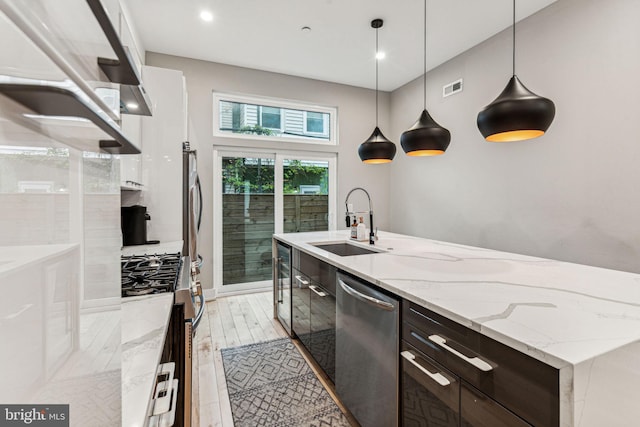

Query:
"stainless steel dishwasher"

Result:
[[336, 271, 399, 427]]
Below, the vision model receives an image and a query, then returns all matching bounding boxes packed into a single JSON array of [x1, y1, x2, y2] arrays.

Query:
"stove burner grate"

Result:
[[121, 252, 182, 297]]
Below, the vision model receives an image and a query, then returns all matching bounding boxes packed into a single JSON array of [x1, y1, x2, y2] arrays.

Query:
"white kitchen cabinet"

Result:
[[140, 66, 187, 242], [120, 113, 144, 189], [44, 253, 79, 378], [0, 266, 44, 402], [0, 245, 79, 403]]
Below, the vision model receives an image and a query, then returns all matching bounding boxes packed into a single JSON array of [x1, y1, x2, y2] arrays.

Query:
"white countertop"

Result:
[[275, 230, 640, 426], [121, 293, 174, 427], [121, 240, 183, 257], [0, 244, 79, 277]]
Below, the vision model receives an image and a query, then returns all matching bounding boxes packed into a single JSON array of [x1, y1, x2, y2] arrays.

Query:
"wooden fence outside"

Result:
[[223, 194, 328, 285]]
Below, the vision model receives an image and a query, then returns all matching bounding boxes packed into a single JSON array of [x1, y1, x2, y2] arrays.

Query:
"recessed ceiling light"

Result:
[[301, 26, 311, 32], [126, 102, 139, 110], [375, 51, 386, 60], [200, 10, 213, 22]]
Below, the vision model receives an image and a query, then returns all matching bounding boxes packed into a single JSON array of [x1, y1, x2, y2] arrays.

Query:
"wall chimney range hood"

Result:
[[87, 0, 152, 116]]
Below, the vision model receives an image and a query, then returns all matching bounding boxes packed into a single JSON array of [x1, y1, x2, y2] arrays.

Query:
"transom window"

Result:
[[213, 93, 337, 145]]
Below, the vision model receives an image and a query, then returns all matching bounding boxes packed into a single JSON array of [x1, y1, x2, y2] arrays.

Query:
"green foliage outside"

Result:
[[222, 158, 328, 194]]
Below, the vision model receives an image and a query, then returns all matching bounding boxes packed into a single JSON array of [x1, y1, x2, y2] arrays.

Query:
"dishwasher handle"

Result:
[[338, 278, 395, 311]]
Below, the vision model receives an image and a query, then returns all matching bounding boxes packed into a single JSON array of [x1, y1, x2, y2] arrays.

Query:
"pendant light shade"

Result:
[[359, 127, 397, 164], [358, 19, 396, 164], [401, 110, 450, 156], [477, 75, 555, 142], [477, 0, 555, 142], [400, 0, 451, 156]]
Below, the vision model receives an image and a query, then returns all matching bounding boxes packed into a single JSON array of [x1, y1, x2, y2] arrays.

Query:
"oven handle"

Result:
[[401, 350, 450, 386]]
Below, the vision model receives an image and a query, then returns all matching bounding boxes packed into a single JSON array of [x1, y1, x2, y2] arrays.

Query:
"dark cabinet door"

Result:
[[310, 281, 336, 382], [460, 382, 532, 427], [401, 341, 459, 427], [274, 242, 292, 336], [291, 268, 311, 350]]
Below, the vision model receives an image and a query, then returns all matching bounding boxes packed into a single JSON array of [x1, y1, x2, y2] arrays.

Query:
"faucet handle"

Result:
[[374, 227, 379, 241]]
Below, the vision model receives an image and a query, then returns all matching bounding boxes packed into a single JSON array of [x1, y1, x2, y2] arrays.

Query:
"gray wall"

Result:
[[146, 52, 393, 291], [389, 0, 640, 273]]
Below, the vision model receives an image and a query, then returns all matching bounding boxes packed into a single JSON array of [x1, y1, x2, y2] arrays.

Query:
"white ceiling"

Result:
[[122, 0, 557, 92]]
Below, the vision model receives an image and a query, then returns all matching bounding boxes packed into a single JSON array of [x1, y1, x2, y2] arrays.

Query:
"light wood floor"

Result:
[[193, 291, 356, 427], [193, 291, 288, 427]]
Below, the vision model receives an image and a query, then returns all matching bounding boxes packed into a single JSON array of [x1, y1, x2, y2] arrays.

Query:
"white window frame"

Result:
[[302, 111, 329, 137], [213, 92, 338, 146]]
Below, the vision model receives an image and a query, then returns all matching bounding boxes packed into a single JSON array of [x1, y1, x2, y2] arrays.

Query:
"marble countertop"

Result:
[[0, 244, 79, 277], [121, 240, 183, 257], [274, 230, 640, 369], [121, 293, 174, 427], [277, 230, 640, 426]]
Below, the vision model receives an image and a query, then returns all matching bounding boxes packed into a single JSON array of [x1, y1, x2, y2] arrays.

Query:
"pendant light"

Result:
[[400, 0, 451, 156], [358, 19, 397, 164], [476, 0, 555, 142]]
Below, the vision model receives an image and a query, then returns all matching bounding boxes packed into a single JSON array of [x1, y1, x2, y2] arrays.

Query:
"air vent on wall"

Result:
[[443, 79, 463, 98]]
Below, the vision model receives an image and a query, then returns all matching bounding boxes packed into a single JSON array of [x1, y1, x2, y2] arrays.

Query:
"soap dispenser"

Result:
[[356, 216, 366, 241], [350, 216, 358, 239]]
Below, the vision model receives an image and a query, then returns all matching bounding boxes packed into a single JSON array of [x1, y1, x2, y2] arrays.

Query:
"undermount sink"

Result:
[[311, 242, 383, 256]]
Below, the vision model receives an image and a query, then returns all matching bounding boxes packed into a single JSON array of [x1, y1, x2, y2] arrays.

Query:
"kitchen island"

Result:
[[274, 230, 640, 427]]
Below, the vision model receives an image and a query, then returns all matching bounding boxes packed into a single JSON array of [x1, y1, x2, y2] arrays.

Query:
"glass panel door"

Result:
[[214, 149, 336, 295], [221, 155, 275, 290], [282, 157, 330, 233]]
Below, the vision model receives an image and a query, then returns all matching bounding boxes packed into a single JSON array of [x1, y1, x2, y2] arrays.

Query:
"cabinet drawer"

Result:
[[294, 250, 336, 293], [403, 301, 558, 427], [461, 382, 531, 427]]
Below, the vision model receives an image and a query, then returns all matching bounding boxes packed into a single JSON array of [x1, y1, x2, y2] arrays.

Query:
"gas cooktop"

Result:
[[121, 252, 182, 297]]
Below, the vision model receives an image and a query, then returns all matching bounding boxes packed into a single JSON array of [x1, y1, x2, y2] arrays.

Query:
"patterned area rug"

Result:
[[221, 337, 350, 427]]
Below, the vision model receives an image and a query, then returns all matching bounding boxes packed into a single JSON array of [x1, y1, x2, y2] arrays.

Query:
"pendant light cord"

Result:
[[512, 0, 516, 76], [375, 25, 379, 127], [423, 0, 427, 110]]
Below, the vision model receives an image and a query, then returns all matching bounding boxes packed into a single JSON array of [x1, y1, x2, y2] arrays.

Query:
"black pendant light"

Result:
[[477, 0, 555, 142], [358, 19, 397, 164], [400, 0, 451, 156]]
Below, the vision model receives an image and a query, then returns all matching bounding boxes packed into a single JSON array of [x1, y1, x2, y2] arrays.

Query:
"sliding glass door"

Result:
[[214, 149, 336, 295]]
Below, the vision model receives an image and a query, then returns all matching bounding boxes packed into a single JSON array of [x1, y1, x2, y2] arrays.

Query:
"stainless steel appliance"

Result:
[[336, 271, 399, 427], [121, 253, 195, 427], [182, 142, 205, 331], [273, 240, 292, 336]]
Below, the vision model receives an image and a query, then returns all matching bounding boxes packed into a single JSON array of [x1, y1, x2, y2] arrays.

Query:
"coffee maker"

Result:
[[121, 205, 160, 246]]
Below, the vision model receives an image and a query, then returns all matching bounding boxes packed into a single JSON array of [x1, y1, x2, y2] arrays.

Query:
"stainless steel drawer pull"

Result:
[[295, 275, 310, 286], [309, 285, 327, 297], [338, 279, 395, 311], [428, 335, 493, 372], [401, 350, 450, 386]]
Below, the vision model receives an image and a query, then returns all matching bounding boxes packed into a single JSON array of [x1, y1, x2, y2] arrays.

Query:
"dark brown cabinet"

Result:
[[292, 249, 337, 382], [402, 301, 559, 427]]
